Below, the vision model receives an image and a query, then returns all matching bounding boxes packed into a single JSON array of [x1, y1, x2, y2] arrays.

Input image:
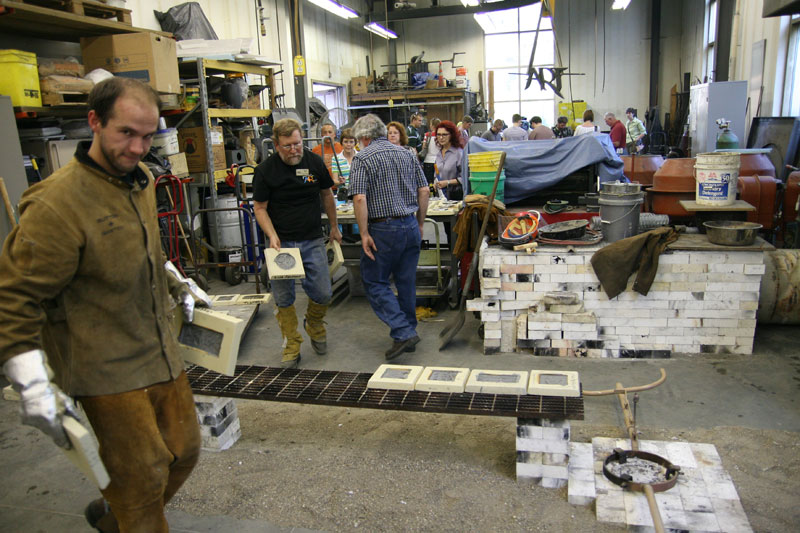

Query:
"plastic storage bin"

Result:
[[0, 49, 42, 107]]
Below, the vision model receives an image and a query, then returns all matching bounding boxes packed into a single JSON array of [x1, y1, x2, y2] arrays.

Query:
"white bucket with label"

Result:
[[152, 128, 180, 157], [694, 152, 740, 206]]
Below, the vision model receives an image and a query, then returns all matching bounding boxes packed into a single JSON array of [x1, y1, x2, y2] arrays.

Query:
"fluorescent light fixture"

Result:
[[306, 0, 359, 19], [460, 0, 480, 6], [364, 22, 398, 39], [611, 0, 632, 9]]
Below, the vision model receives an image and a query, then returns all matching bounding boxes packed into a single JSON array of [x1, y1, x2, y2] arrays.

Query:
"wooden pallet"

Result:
[[42, 90, 89, 106], [17, 0, 132, 24]]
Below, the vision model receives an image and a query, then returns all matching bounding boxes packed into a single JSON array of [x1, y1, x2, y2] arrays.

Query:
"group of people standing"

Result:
[[474, 108, 648, 155]]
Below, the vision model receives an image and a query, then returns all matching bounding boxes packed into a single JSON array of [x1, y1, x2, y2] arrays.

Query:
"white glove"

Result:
[[164, 261, 211, 322], [3, 349, 78, 449]]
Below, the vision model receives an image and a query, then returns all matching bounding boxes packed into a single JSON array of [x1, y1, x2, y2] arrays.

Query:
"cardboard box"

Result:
[[166, 152, 189, 176], [80, 32, 180, 94], [350, 76, 367, 95], [424, 78, 439, 89], [177, 126, 225, 172]]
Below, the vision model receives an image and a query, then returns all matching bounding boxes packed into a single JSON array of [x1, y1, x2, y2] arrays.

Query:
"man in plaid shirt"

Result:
[[350, 114, 430, 360]]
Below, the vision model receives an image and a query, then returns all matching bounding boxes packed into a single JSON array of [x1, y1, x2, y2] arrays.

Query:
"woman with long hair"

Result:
[[434, 120, 464, 200]]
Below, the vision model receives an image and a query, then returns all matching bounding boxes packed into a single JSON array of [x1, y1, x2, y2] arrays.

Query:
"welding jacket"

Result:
[[0, 145, 185, 397]]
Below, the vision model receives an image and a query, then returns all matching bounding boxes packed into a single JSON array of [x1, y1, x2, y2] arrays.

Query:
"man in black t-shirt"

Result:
[[253, 118, 342, 368]]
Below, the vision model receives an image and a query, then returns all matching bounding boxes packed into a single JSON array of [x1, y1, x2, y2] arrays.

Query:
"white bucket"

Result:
[[694, 151, 740, 206], [152, 128, 179, 157]]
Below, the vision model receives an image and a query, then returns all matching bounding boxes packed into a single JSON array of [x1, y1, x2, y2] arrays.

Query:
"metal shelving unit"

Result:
[[180, 58, 275, 203]]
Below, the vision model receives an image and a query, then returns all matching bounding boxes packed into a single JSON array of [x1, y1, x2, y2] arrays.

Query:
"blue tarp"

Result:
[[463, 133, 625, 205]]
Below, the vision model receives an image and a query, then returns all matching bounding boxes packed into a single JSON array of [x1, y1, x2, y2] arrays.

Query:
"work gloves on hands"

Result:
[[3, 349, 78, 449], [164, 261, 212, 323]]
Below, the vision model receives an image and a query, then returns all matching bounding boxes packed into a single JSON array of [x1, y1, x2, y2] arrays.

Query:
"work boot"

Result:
[[385, 336, 420, 360], [303, 300, 329, 355], [275, 305, 302, 368], [84, 498, 119, 533]]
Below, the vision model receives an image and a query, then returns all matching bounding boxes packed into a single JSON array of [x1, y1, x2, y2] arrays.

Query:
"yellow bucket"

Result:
[[0, 49, 41, 107]]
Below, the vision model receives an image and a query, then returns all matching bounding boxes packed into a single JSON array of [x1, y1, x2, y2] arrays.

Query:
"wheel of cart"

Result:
[[188, 199, 263, 293], [230, 165, 269, 290]]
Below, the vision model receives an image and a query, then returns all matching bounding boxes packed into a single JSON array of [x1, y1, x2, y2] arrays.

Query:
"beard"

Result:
[[99, 136, 145, 176], [279, 152, 303, 166]]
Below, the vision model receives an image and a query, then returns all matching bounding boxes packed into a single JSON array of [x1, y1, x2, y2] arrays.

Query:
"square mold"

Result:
[[236, 293, 271, 305], [211, 294, 240, 305], [528, 370, 581, 397], [414, 366, 470, 393], [265, 248, 305, 279], [465, 369, 529, 395], [367, 364, 424, 391]]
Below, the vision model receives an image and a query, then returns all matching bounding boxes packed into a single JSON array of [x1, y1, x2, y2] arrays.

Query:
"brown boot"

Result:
[[304, 300, 329, 355], [275, 305, 302, 368]]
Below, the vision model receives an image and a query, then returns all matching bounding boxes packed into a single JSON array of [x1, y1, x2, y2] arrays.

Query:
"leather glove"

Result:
[[3, 349, 78, 449], [164, 261, 211, 323]]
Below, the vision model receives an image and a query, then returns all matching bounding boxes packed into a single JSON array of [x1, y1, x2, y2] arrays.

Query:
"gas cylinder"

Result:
[[715, 119, 739, 150]]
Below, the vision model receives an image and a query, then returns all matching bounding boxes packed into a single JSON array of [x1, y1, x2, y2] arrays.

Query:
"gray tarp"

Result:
[[463, 133, 625, 204]]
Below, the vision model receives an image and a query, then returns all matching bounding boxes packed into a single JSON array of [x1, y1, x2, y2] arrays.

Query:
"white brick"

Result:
[[535, 264, 569, 274], [516, 437, 570, 454], [484, 329, 501, 339], [564, 330, 598, 340], [709, 263, 744, 274], [529, 321, 563, 332], [562, 322, 597, 332], [481, 278, 501, 289], [501, 299, 535, 311], [567, 474, 596, 506], [481, 311, 500, 322], [528, 330, 563, 340], [711, 498, 753, 532], [744, 263, 766, 275], [659, 253, 689, 264]]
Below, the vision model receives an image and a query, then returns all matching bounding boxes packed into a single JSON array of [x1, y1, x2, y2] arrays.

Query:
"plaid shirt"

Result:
[[350, 137, 427, 219]]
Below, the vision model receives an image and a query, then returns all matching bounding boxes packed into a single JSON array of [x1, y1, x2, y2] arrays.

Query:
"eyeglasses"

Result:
[[436, 133, 450, 137], [278, 141, 303, 151]]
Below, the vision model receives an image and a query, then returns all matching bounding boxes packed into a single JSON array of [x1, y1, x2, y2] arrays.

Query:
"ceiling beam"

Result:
[[378, 0, 539, 22]]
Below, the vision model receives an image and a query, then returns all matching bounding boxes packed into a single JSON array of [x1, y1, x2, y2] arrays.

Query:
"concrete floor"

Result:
[[1, 277, 798, 532]]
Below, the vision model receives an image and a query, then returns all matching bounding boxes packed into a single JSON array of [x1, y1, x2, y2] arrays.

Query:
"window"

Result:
[[705, 0, 718, 82], [782, 15, 800, 116], [481, 3, 556, 126]]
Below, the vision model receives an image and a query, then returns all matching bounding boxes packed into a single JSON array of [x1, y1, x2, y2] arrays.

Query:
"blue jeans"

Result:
[[271, 237, 331, 308], [360, 215, 421, 341]]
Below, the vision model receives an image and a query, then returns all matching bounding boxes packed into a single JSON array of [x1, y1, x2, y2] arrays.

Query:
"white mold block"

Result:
[[528, 370, 581, 397], [265, 247, 305, 279], [414, 366, 470, 393], [465, 369, 528, 395], [367, 364, 424, 391]]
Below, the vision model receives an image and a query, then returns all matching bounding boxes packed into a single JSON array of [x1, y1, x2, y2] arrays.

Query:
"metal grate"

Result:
[[187, 365, 584, 420]]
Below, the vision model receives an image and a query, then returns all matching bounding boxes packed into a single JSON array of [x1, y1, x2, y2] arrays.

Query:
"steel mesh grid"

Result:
[[187, 365, 583, 419]]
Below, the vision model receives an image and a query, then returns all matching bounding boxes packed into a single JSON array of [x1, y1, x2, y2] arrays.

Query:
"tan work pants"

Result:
[[78, 372, 201, 533]]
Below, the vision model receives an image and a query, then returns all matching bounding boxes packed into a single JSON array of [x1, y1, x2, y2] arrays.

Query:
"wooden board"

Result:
[[0, 0, 171, 42], [667, 233, 774, 251], [679, 199, 756, 212]]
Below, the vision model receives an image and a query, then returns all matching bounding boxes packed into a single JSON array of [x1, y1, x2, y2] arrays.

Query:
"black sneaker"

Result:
[[385, 336, 420, 360]]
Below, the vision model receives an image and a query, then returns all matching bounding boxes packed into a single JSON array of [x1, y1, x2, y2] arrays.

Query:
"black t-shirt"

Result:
[[252, 149, 334, 241]]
